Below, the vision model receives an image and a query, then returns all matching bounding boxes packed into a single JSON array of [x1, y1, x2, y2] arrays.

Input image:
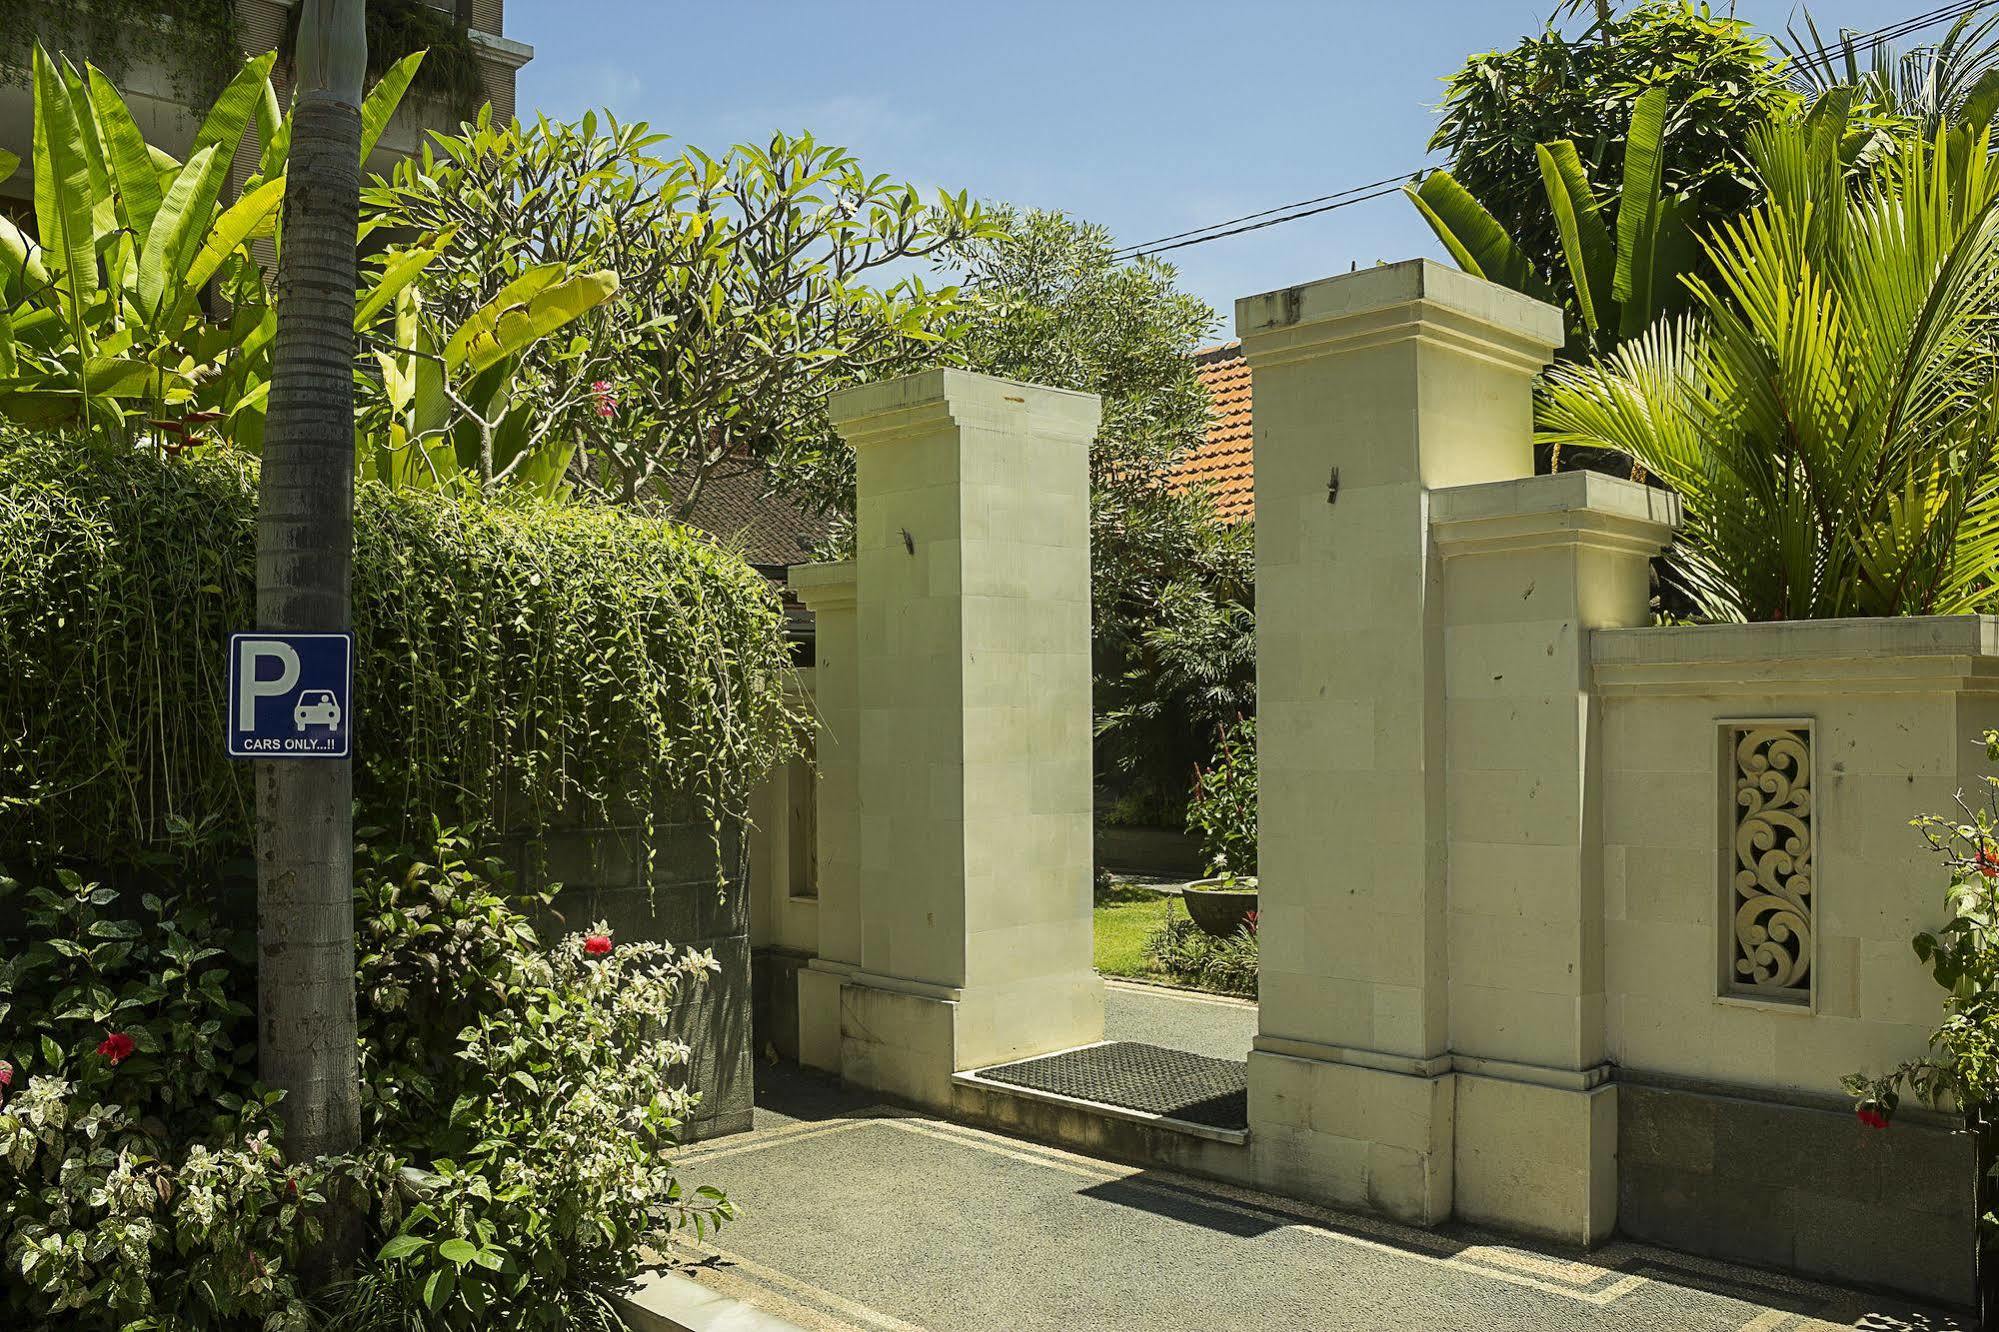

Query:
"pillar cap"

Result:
[[1235, 258, 1563, 374], [788, 559, 857, 612], [829, 369, 1101, 448], [1430, 471, 1681, 559]]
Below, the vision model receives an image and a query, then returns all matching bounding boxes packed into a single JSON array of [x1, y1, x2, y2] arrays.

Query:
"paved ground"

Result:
[[1102, 977, 1256, 1061], [669, 1063, 1967, 1332]]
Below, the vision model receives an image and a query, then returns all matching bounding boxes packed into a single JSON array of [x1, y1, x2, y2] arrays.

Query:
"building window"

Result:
[[1722, 722, 1814, 1004]]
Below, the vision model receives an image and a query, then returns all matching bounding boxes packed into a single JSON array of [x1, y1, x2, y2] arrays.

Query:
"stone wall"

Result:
[[1618, 1076, 1976, 1302], [1591, 617, 1999, 1302], [1231, 260, 1982, 1307]]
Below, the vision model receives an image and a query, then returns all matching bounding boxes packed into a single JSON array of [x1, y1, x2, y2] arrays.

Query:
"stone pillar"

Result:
[[1432, 472, 1676, 1243], [789, 561, 858, 1073], [828, 369, 1104, 1108], [1240, 260, 1562, 1224]]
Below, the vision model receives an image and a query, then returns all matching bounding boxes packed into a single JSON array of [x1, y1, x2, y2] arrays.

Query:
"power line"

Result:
[[1110, 0, 1999, 261], [1117, 183, 1415, 260], [1108, 172, 1421, 256]]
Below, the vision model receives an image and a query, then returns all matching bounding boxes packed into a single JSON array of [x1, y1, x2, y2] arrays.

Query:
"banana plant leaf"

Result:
[[446, 267, 620, 377], [31, 48, 98, 308]]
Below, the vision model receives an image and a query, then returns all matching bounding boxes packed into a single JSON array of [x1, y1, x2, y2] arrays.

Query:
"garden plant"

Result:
[[1845, 732, 1999, 1129], [942, 207, 1254, 825], [0, 434, 791, 1327], [1422, 0, 1794, 354], [363, 113, 990, 512], [0, 43, 802, 1314], [1144, 912, 1258, 999], [0, 47, 616, 478], [0, 833, 733, 1329], [1537, 100, 1999, 621], [1186, 717, 1257, 883]]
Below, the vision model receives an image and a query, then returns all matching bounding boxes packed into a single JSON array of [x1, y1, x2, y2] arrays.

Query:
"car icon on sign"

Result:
[[293, 690, 342, 732]]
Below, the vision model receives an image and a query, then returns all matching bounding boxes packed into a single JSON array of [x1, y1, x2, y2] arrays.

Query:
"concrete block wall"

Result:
[[765, 260, 1981, 1306], [748, 666, 823, 1064], [1239, 260, 1572, 1229], [1619, 1078, 1976, 1302], [780, 370, 1104, 1111], [514, 816, 754, 1141], [1595, 618, 1999, 1092], [1592, 619, 1998, 1300]]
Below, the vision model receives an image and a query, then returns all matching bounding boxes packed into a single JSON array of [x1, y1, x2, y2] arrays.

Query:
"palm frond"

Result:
[[1540, 105, 1999, 622]]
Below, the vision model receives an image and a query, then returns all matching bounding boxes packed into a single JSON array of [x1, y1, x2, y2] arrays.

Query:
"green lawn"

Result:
[[1093, 883, 1183, 981]]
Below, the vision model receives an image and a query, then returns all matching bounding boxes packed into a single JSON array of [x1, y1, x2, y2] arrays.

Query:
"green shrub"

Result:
[[1847, 730, 1999, 1132], [1186, 717, 1256, 880], [1427, 1, 1793, 348], [1092, 485, 1255, 827], [0, 436, 798, 876], [1144, 913, 1258, 998], [336, 829, 732, 1330], [0, 867, 345, 1328], [2, 834, 733, 1331]]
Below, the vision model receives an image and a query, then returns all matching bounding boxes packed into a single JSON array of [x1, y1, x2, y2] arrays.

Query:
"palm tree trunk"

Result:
[[255, 0, 365, 1203]]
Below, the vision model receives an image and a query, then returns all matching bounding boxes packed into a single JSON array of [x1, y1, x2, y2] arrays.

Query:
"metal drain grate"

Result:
[[976, 1042, 1248, 1130]]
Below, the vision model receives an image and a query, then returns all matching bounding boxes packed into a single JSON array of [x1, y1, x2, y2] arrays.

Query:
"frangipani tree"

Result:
[[363, 114, 992, 514], [1538, 95, 1999, 621]]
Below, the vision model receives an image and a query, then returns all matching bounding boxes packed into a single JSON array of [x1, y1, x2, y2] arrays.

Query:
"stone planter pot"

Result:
[[1181, 879, 1257, 939]]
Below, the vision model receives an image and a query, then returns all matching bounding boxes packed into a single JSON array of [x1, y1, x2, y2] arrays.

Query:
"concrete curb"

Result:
[[613, 1269, 808, 1332], [1102, 976, 1258, 1009]]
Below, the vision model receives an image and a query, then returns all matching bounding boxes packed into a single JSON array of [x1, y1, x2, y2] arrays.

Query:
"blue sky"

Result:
[[518, 0, 1902, 341]]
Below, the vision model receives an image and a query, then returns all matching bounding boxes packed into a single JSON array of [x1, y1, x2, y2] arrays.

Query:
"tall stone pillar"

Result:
[[1432, 472, 1676, 1243], [1240, 260, 1562, 1224], [789, 561, 858, 1073], [827, 369, 1104, 1108]]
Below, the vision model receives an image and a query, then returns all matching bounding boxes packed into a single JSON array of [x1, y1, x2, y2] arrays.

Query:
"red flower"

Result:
[[1976, 846, 1999, 880], [1856, 1105, 1890, 1130], [590, 380, 618, 420], [97, 1032, 136, 1065], [583, 934, 613, 957]]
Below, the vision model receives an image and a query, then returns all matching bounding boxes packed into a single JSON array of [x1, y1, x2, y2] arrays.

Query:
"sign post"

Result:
[[226, 632, 354, 759]]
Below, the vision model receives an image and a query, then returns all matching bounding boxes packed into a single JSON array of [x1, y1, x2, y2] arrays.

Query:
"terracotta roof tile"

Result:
[[1168, 341, 1253, 522], [662, 466, 829, 570]]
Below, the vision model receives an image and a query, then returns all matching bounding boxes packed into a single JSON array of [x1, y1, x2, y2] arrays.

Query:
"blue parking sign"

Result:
[[226, 632, 354, 759]]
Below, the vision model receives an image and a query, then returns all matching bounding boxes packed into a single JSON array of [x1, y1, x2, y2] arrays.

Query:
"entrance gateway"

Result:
[[757, 261, 1977, 1307]]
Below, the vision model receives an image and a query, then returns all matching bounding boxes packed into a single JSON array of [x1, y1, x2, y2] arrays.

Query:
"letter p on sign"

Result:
[[236, 640, 300, 729]]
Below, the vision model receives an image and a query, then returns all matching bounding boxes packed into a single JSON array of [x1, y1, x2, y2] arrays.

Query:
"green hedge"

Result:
[[0, 437, 798, 874]]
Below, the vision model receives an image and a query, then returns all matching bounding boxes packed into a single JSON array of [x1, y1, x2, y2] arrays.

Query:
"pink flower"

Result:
[[97, 1032, 135, 1065], [583, 934, 613, 958], [590, 380, 618, 420], [1856, 1105, 1890, 1130], [0, 1060, 12, 1105]]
